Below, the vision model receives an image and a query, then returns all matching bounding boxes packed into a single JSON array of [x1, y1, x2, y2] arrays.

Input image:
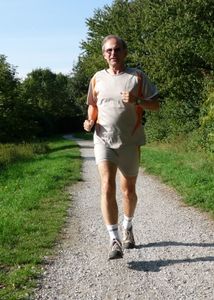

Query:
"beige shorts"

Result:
[[94, 143, 140, 177]]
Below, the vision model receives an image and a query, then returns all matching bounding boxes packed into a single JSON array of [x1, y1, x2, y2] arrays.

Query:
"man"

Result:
[[83, 35, 159, 260]]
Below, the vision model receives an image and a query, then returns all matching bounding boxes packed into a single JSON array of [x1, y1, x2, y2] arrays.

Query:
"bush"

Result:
[[200, 81, 214, 152]]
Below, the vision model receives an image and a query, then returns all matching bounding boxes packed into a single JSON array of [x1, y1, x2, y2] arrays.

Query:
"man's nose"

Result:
[[110, 49, 117, 56]]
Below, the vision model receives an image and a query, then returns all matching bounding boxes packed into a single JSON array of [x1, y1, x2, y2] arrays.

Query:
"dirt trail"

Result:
[[34, 136, 214, 300]]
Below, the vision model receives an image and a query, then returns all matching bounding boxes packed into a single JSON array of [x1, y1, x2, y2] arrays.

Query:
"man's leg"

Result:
[[98, 161, 118, 225], [97, 161, 123, 259], [120, 173, 138, 248], [120, 173, 138, 217]]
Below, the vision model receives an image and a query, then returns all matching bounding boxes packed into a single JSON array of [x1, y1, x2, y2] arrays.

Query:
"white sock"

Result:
[[106, 224, 120, 241], [123, 215, 133, 230]]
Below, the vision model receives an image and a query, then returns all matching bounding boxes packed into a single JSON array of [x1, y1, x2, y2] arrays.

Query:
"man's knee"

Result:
[[101, 178, 116, 195], [121, 184, 137, 199], [124, 191, 137, 201]]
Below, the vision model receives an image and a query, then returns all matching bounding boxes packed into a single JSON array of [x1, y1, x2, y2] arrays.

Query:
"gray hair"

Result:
[[101, 35, 127, 52]]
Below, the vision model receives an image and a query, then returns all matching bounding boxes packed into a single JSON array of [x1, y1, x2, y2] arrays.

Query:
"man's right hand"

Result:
[[83, 119, 95, 132]]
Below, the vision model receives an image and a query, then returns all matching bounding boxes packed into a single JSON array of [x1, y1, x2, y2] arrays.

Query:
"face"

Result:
[[103, 38, 127, 68]]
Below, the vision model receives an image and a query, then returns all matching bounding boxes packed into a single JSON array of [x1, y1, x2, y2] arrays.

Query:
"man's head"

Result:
[[102, 35, 127, 69], [102, 35, 127, 53]]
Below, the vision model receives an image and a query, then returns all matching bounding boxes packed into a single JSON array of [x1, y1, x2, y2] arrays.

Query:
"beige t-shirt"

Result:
[[87, 67, 158, 148]]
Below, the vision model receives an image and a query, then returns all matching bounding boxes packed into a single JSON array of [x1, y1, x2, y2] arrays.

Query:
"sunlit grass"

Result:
[[0, 137, 81, 299], [141, 142, 214, 216]]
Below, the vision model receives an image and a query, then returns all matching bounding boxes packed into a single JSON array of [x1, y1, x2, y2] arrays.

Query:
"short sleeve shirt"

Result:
[[87, 67, 158, 148]]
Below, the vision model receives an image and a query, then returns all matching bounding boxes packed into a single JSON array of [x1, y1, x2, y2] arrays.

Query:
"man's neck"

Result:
[[107, 65, 126, 75]]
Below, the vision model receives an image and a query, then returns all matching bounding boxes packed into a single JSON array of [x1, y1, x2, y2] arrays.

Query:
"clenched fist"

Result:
[[121, 91, 136, 103], [83, 119, 95, 132]]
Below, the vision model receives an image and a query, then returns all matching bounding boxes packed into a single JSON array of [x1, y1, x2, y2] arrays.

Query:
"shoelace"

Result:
[[112, 240, 122, 251], [124, 229, 134, 242]]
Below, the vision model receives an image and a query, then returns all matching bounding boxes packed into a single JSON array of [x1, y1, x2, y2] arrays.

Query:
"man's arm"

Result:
[[83, 104, 98, 132], [140, 94, 160, 111], [121, 92, 160, 111]]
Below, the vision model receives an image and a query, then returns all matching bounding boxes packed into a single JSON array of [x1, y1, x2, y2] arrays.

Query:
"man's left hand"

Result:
[[121, 91, 136, 103]]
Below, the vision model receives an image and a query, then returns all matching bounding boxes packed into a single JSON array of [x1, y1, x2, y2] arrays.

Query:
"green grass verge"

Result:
[[0, 136, 81, 300], [141, 143, 214, 217]]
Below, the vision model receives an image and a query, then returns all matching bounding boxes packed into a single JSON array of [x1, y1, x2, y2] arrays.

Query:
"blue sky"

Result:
[[0, 0, 113, 79]]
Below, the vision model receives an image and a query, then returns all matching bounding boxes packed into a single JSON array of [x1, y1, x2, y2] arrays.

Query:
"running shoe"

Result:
[[122, 226, 135, 249], [108, 239, 123, 260]]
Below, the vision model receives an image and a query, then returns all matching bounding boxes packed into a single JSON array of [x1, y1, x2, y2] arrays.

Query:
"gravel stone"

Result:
[[33, 136, 214, 300]]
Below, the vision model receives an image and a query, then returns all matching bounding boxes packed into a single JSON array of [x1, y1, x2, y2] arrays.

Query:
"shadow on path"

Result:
[[136, 241, 214, 249], [49, 144, 78, 152], [80, 145, 94, 149], [128, 256, 214, 272]]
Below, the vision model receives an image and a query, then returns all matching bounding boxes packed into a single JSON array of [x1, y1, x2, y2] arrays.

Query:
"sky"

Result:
[[0, 0, 113, 79]]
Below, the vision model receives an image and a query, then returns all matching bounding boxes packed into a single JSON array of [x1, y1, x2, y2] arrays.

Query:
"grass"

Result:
[[0, 136, 82, 300], [0, 142, 49, 167], [141, 142, 214, 217]]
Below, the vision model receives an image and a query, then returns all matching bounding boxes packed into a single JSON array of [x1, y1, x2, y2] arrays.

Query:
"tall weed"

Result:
[[0, 142, 49, 167]]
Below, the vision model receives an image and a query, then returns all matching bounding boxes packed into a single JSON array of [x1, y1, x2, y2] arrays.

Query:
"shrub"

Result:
[[200, 81, 214, 152]]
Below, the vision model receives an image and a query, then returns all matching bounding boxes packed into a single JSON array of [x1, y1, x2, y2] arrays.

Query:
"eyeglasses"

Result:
[[105, 47, 121, 54]]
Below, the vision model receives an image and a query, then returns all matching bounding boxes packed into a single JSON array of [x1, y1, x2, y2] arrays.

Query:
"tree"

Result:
[[138, 0, 214, 139], [0, 55, 35, 142], [21, 68, 83, 135]]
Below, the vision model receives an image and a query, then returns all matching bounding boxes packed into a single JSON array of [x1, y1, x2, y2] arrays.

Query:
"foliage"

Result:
[[22, 69, 74, 117], [200, 78, 214, 151], [0, 55, 36, 142], [68, 58, 96, 116], [0, 59, 83, 142], [139, 0, 214, 140], [21, 68, 83, 136]]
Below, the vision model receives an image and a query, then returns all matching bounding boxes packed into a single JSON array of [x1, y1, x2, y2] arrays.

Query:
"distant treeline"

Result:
[[0, 57, 84, 142], [0, 0, 213, 151]]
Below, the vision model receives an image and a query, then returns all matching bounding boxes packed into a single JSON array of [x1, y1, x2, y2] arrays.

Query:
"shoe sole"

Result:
[[123, 242, 135, 249], [108, 250, 123, 260]]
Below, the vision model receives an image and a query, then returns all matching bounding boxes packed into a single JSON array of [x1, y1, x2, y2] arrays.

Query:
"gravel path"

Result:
[[34, 136, 214, 300]]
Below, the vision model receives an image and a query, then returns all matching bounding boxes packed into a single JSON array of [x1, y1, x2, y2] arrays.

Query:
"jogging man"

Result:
[[83, 35, 159, 259]]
